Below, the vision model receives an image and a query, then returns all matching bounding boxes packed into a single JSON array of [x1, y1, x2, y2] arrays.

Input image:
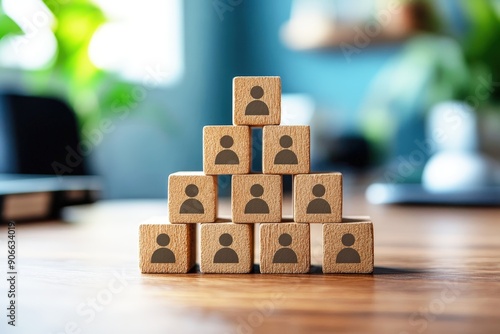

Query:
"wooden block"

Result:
[[233, 76, 281, 126], [262, 126, 310, 174], [260, 223, 310, 274], [323, 218, 374, 274], [139, 217, 196, 274], [168, 172, 217, 223], [200, 220, 254, 273], [203, 126, 251, 175], [294, 173, 343, 223], [232, 174, 282, 223]]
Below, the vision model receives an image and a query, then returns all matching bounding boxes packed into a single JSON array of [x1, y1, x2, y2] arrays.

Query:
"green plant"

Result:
[[0, 0, 135, 131], [0, 1, 22, 39], [457, 0, 500, 103]]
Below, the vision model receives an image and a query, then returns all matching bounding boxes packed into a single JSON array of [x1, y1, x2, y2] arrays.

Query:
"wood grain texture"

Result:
[[262, 126, 310, 174], [232, 174, 282, 223], [203, 126, 251, 175], [323, 218, 373, 273], [294, 173, 343, 223], [139, 218, 196, 273], [8, 192, 500, 334], [233, 76, 281, 126], [168, 172, 217, 223], [200, 220, 254, 274], [260, 223, 310, 274]]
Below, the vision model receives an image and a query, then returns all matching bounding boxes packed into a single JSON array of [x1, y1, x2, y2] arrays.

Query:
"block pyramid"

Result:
[[139, 76, 374, 274]]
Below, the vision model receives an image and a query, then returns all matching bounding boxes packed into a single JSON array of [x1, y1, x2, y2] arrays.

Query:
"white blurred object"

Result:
[[281, 94, 315, 126], [422, 101, 500, 193], [426, 101, 478, 152], [422, 151, 497, 192]]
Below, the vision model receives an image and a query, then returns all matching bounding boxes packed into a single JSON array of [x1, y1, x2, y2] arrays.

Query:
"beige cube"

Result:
[[262, 126, 310, 174], [294, 173, 343, 223], [200, 220, 254, 273], [260, 223, 310, 274], [323, 218, 374, 274], [139, 218, 196, 274], [233, 76, 281, 126], [168, 172, 217, 223], [232, 174, 282, 223], [203, 126, 251, 175]]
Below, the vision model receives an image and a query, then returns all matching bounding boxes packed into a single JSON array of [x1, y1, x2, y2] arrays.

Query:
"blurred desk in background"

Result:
[[2, 188, 500, 333]]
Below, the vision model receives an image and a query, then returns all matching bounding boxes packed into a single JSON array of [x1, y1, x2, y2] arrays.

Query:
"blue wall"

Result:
[[94, 1, 402, 198]]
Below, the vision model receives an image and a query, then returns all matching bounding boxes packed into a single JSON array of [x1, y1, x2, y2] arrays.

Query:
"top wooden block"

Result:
[[233, 76, 281, 126]]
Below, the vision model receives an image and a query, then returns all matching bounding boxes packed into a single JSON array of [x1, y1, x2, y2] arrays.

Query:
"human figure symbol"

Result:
[[245, 85, 269, 115], [151, 234, 176, 263], [244, 184, 270, 214], [274, 135, 298, 165], [213, 233, 239, 263], [272, 233, 298, 263], [335, 233, 361, 263], [180, 184, 204, 214], [215, 135, 240, 165], [306, 184, 331, 214]]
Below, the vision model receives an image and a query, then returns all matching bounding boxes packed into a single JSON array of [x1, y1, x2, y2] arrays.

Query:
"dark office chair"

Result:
[[0, 92, 100, 221]]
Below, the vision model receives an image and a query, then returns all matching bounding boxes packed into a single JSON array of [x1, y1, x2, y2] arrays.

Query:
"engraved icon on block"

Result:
[[263, 126, 310, 174], [306, 184, 331, 214], [215, 135, 239, 165], [168, 172, 217, 223], [294, 173, 342, 223], [323, 218, 374, 274], [272, 233, 298, 263], [274, 135, 298, 165], [200, 221, 254, 274], [232, 174, 282, 223], [213, 233, 239, 263], [245, 184, 269, 214], [203, 126, 251, 175], [139, 218, 196, 274], [233, 76, 281, 126], [180, 184, 204, 214], [260, 223, 310, 274], [336, 233, 361, 263], [245, 85, 269, 115], [151, 234, 176, 263]]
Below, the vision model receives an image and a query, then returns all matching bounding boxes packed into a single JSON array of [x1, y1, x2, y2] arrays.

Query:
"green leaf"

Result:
[[0, 6, 23, 39]]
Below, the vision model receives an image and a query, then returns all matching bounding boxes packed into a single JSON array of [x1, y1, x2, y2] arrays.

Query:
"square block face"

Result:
[[203, 126, 251, 175], [139, 219, 196, 274], [262, 126, 310, 174], [233, 76, 281, 126], [168, 172, 217, 223], [323, 220, 374, 274], [200, 222, 254, 273], [294, 173, 343, 223], [260, 223, 310, 274], [232, 174, 282, 223]]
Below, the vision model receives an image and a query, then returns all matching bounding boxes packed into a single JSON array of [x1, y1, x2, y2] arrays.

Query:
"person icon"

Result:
[[245, 85, 269, 115], [274, 135, 298, 165], [244, 184, 270, 214], [336, 233, 361, 263], [272, 233, 298, 263], [180, 184, 204, 214], [213, 233, 239, 263], [151, 234, 176, 263], [215, 135, 240, 165], [306, 184, 332, 214]]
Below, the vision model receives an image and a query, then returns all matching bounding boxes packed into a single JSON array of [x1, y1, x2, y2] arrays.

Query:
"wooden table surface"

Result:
[[2, 188, 500, 334]]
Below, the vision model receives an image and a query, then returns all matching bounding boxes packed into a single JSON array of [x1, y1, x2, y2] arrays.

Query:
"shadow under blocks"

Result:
[[138, 76, 374, 274]]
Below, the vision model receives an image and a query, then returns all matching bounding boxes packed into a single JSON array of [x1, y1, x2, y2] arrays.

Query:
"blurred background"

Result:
[[1, 0, 500, 204]]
